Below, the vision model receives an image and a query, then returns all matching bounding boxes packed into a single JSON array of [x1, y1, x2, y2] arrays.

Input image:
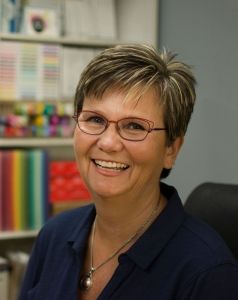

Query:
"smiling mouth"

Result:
[[93, 159, 129, 171]]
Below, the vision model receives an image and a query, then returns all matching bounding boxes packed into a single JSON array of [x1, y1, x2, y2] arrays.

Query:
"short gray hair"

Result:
[[74, 44, 196, 145]]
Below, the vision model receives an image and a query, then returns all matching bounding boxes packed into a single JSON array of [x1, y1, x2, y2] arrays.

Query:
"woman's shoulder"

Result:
[[178, 213, 236, 264], [172, 214, 238, 299]]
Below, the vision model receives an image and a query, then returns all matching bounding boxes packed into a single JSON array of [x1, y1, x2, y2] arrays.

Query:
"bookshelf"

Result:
[[0, 0, 159, 47], [0, 0, 159, 252], [0, 232, 38, 256], [0, 137, 73, 147], [0, 230, 38, 240], [0, 33, 121, 48]]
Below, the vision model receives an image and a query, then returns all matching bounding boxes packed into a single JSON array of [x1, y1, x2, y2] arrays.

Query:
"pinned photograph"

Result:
[[22, 7, 59, 37]]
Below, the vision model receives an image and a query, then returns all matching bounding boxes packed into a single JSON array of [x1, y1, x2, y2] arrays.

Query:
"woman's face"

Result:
[[74, 88, 182, 200]]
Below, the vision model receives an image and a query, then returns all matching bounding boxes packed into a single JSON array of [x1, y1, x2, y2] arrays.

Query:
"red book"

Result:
[[2, 151, 14, 230], [0, 151, 3, 230]]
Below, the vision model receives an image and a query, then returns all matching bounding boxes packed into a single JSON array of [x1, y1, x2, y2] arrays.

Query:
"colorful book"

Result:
[[12, 150, 21, 230], [28, 150, 48, 229], [12, 150, 28, 230], [1, 151, 14, 230], [0, 42, 19, 100], [0, 151, 3, 230]]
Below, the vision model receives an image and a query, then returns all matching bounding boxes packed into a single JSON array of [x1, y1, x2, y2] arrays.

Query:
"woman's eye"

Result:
[[125, 122, 145, 131], [87, 116, 105, 124]]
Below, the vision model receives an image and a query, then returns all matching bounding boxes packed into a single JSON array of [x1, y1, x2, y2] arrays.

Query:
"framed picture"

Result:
[[22, 7, 59, 36]]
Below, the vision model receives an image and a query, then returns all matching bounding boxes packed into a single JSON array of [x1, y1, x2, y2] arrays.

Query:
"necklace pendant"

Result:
[[79, 272, 93, 291]]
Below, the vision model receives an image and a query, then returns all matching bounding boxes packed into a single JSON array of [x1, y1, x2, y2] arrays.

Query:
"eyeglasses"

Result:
[[72, 110, 167, 142]]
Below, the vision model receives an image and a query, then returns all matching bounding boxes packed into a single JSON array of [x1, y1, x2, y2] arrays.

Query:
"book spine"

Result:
[[0, 152, 3, 230], [19, 151, 28, 230], [2, 151, 14, 230], [12, 150, 21, 230], [42, 151, 49, 222], [28, 150, 35, 229], [28, 150, 48, 230]]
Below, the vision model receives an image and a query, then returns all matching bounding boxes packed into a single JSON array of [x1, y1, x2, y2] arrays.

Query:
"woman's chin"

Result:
[[88, 182, 127, 200]]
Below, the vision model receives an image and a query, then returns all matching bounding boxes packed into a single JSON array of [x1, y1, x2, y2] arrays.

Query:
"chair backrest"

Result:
[[184, 182, 238, 259]]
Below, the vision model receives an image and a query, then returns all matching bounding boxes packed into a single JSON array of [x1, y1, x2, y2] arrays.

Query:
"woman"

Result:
[[19, 44, 238, 300]]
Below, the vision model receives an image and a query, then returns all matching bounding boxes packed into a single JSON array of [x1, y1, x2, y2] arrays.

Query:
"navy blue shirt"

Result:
[[19, 183, 238, 299]]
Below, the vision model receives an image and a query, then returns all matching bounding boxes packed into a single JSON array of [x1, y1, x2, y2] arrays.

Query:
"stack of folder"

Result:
[[50, 161, 91, 215]]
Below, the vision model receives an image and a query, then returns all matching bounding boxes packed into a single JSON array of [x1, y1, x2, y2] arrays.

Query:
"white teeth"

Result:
[[94, 160, 128, 170]]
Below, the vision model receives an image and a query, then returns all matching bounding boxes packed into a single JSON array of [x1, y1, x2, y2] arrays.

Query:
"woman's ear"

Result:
[[163, 136, 184, 169]]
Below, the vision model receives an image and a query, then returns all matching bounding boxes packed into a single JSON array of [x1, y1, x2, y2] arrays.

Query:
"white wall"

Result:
[[159, 0, 238, 201]]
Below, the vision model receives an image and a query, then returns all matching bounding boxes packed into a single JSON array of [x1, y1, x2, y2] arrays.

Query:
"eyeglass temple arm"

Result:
[[150, 127, 167, 132]]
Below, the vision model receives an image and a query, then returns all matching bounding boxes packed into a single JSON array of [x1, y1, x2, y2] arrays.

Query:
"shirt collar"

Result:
[[67, 204, 96, 254], [126, 183, 186, 270]]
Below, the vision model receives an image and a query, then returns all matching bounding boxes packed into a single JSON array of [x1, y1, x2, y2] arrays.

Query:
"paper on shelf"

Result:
[[91, 0, 117, 40], [6, 251, 29, 300], [0, 256, 10, 300], [64, 0, 117, 40], [61, 47, 95, 99], [0, 41, 61, 101]]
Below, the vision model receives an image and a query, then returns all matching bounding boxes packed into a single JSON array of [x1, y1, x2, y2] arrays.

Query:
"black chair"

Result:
[[184, 182, 238, 259]]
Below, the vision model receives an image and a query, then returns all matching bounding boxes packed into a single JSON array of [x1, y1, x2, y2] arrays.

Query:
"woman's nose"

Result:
[[96, 123, 124, 152]]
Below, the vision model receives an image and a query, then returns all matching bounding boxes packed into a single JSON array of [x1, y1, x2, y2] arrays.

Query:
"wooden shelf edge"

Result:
[[0, 33, 121, 48], [0, 230, 38, 240], [0, 137, 73, 147]]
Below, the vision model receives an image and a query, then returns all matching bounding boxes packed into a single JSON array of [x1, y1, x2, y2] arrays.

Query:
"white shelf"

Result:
[[0, 137, 73, 147], [0, 33, 121, 48], [0, 230, 38, 240]]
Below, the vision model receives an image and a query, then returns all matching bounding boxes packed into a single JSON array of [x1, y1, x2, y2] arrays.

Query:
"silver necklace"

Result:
[[79, 199, 161, 291]]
